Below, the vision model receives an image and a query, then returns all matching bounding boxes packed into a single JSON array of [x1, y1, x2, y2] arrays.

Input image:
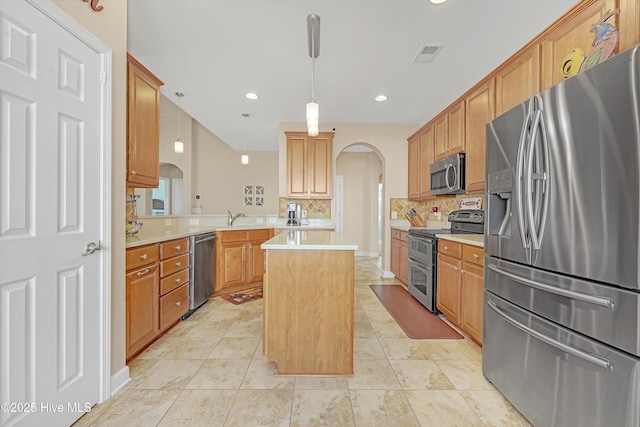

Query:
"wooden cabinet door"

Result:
[[447, 102, 465, 156], [248, 240, 266, 283], [126, 264, 159, 358], [126, 55, 163, 188], [390, 237, 399, 276], [219, 241, 247, 289], [407, 134, 420, 200], [465, 79, 495, 193], [495, 44, 540, 117], [309, 134, 332, 198], [461, 261, 484, 344], [541, 0, 619, 89], [398, 240, 409, 285], [436, 254, 461, 325], [286, 133, 308, 198], [419, 125, 434, 198], [434, 113, 449, 161]]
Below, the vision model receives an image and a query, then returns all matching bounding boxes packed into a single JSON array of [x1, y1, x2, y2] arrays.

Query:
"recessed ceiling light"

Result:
[[374, 95, 388, 102], [245, 92, 259, 100], [430, 0, 448, 4]]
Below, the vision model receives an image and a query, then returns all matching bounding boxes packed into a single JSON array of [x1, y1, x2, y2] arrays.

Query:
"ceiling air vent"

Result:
[[413, 44, 443, 63]]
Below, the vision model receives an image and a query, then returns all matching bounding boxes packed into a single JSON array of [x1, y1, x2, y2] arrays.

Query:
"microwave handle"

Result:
[[445, 163, 455, 190]]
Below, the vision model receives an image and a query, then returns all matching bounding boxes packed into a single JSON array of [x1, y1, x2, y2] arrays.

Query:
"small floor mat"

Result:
[[220, 287, 263, 305], [369, 284, 462, 339]]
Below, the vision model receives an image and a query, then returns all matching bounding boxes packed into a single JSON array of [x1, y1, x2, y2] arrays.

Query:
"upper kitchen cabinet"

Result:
[[286, 131, 334, 199], [434, 101, 465, 161], [127, 54, 164, 188], [540, 0, 624, 89], [407, 124, 435, 200], [464, 79, 495, 194], [495, 44, 540, 117]]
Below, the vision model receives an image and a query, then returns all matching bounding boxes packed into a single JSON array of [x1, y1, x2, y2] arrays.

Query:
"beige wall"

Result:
[[336, 152, 382, 255], [192, 121, 279, 215], [159, 94, 193, 213], [50, 0, 127, 377], [279, 122, 419, 271]]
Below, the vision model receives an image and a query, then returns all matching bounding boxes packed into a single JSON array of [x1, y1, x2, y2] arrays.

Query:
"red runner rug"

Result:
[[220, 287, 263, 305], [369, 284, 462, 339]]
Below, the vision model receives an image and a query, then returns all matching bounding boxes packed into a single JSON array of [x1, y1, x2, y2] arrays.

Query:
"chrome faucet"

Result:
[[227, 210, 245, 226]]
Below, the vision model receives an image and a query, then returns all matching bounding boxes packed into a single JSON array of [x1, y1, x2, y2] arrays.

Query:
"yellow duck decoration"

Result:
[[561, 47, 585, 78], [561, 8, 620, 79]]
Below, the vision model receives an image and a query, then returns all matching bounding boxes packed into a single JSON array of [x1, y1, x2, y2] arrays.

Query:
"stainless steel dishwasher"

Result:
[[183, 232, 215, 319]]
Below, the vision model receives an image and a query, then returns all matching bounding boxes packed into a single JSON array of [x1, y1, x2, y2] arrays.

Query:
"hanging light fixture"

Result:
[[306, 14, 320, 137], [174, 92, 185, 153], [241, 113, 249, 165]]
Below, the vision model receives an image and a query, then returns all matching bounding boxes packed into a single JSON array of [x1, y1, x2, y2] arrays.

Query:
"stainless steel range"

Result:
[[407, 209, 484, 313]]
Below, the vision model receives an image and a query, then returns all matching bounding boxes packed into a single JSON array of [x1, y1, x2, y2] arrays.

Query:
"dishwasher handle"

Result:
[[193, 235, 216, 244]]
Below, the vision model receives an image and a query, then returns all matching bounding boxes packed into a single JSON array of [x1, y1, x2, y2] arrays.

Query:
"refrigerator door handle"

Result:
[[516, 110, 533, 250], [526, 109, 550, 252], [487, 264, 614, 309], [487, 300, 612, 370]]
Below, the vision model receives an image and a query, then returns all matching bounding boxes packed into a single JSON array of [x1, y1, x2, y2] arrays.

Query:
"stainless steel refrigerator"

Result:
[[484, 44, 640, 427]]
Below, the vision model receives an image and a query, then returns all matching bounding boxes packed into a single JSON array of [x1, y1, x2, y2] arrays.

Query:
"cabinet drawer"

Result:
[[126, 244, 159, 271], [248, 228, 272, 241], [391, 229, 401, 240], [159, 283, 188, 331], [160, 267, 189, 295], [218, 230, 248, 243], [462, 245, 484, 267], [438, 240, 461, 258], [160, 253, 189, 277], [160, 237, 189, 260]]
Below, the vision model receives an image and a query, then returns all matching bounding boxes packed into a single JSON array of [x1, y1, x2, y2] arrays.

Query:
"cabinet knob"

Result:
[[175, 245, 181, 250], [453, 266, 459, 272], [175, 301, 181, 307], [140, 253, 148, 260], [444, 246, 449, 251], [175, 278, 181, 283], [136, 268, 150, 276], [473, 253, 479, 259], [460, 269, 465, 274], [175, 261, 181, 267], [131, 170, 136, 175]]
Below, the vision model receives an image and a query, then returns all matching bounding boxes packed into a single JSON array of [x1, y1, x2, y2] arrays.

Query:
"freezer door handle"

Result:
[[526, 108, 550, 252], [487, 264, 614, 309], [516, 110, 533, 250], [487, 300, 612, 370]]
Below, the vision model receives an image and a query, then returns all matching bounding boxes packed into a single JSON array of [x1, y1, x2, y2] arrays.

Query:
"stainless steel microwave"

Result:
[[430, 152, 465, 195]]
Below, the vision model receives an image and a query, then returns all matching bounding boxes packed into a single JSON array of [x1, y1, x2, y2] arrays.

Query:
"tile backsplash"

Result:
[[390, 195, 485, 222], [278, 198, 331, 219]]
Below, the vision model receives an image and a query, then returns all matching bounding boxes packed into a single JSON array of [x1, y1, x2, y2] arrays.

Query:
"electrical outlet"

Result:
[[301, 210, 308, 219], [165, 219, 172, 226], [190, 218, 199, 225], [256, 217, 264, 224], [391, 211, 398, 219]]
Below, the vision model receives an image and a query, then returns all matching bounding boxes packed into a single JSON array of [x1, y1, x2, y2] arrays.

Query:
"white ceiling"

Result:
[[128, 0, 579, 151]]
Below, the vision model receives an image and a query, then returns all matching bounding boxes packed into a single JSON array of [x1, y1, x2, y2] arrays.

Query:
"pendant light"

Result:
[[241, 113, 249, 165], [306, 14, 320, 137], [174, 92, 184, 153]]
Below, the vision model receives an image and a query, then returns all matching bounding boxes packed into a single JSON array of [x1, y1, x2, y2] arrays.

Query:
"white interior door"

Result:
[[0, 1, 110, 426]]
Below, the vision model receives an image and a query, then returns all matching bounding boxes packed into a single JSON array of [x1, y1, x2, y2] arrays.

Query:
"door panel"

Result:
[[0, 1, 106, 425]]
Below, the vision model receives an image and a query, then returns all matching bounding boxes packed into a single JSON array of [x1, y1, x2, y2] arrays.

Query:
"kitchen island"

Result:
[[261, 230, 358, 376]]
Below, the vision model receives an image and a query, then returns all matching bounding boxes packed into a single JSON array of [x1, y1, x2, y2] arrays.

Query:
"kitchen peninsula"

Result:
[[262, 230, 358, 375]]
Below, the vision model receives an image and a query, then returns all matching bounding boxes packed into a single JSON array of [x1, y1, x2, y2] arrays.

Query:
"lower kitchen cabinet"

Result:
[[126, 243, 160, 359], [126, 237, 190, 361], [215, 228, 273, 292], [436, 239, 484, 344], [390, 229, 409, 285]]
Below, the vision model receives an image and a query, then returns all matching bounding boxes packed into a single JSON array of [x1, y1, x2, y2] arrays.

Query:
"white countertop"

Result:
[[436, 234, 484, 248], [261, 230, 358, 251], [125, 216, 335, 248]]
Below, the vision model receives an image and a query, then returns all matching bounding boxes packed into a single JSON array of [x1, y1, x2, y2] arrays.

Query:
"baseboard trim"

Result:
[[110, 365, 130, 397], [355, 251, 379, 257], [381, 270, 395, 278]]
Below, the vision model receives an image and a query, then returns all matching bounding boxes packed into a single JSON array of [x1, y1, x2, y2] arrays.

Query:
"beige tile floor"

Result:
[[74, 257, 531, 427]]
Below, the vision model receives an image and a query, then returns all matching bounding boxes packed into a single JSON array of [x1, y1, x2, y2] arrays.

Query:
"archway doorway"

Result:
[[336, 144, 384, 258], [135, 163, 184, 215]]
